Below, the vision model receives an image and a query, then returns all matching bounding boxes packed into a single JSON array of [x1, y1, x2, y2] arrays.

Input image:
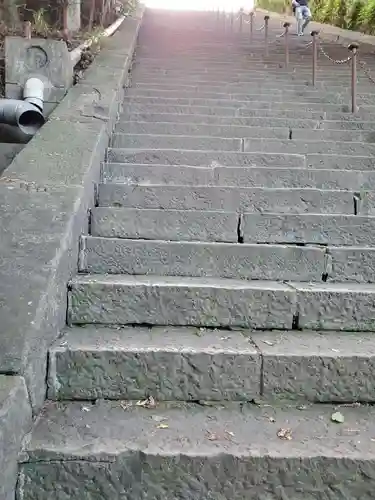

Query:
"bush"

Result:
[[256, 0, 375, 34]]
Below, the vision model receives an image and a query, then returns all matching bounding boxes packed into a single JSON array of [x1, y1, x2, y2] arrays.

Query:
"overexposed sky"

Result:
[[144, 0, 254, 12]]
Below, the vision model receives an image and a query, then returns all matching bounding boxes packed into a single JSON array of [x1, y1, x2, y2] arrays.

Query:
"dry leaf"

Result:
[[156, 423, 169, 429], [277, 428, 292, 440], [269, 417, 276, 423], [262, 340, 274, 346], [206, 432, 218, 441], [136, 396, 156, 409], [120, 401, 132, 410], [331, 411, 345, 423]]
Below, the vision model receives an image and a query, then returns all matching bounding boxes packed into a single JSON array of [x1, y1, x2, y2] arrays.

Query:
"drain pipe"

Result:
[[0, 77, 45, 136]]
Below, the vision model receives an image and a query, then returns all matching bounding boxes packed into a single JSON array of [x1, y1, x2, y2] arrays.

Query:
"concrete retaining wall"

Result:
[[0, 6, 143, 499]]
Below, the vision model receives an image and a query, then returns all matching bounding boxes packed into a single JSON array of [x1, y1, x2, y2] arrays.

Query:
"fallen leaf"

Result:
[[120, 401, 132, 410], [331, 411, 345, 423], [277, 428, 292, 440], [206, 432, 218, 441], [156, 423, 169, 429], [261, 340, 274, 346], [297, 405, 307, 411], [136, 396, 156, 409], [81, 406, 91, 412], [152, 415, 167, 423], [221, 336, 231, 341], [269, 417, 276, 423], [225, 430, 235, 437]]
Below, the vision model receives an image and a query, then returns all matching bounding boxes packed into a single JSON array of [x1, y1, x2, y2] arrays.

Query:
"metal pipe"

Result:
[[71, 14, 127, 66], [264, 15, 269, 57], [0, 77, 45, 136], [239, 8, 243, 33], [348, 42, 358, 114], [283, 22, 290, 68], [311, 30, 319, 86]]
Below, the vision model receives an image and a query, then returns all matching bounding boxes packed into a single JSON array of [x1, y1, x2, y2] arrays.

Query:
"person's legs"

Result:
[[301, 5, 311, 32], [295, 6, 303, 34]]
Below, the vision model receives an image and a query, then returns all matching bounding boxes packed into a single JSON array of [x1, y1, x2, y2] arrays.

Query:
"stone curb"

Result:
[[0, 5, 144, 499]]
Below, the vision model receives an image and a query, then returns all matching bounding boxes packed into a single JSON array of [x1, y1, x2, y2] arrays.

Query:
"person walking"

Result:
[[292, 0, 311, 36]]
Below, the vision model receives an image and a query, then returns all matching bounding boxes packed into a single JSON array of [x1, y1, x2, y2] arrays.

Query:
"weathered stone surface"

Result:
[[0, 183, 90, 409], [291, 282, 375, 330], [242, 213, 375, 245], [0, 375, 32, 500], [124, 95, 345, 112], [0, 6, 143, 417], [306, 153, 375, 170], [48, 326, 261, 400], [4, 119, 108, 186], [124, 102, 238, 115], [102, 163, 214, 185], [91, 207, 238, 242], [114, 121, 291, 139], [98, 184, 355, 214], [68, 275, 296, 328], [252, 330, 375, 402], [18, 401, 375, 499], [107, 148, 305, 168], [5, 36, 73, 102], [111, 133, 242, 151], [328, 247, 375, 282], [215, 166, 375, 189], [244, 138, 375, 156], [118, 111, 320, 129], [238, 108, 325, 119], [80, 236, 326, 281]]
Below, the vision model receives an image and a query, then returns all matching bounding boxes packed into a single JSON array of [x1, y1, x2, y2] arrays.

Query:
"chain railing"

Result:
[[214, 10, 372, 113]]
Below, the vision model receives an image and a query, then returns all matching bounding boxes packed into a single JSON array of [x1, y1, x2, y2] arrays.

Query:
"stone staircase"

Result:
[[18, 9, 375, 498]]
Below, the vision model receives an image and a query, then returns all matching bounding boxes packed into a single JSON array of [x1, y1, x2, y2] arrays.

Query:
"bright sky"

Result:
[[144, 0, 254, 12]]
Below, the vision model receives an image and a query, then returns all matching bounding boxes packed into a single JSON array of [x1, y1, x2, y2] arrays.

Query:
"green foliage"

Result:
[[256, 0, 375, 34]]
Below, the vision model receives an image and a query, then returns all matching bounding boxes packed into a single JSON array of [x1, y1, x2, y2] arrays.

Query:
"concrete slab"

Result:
[[91, 207, 239, 242], [48, 326, 261, 401], [68, 274, 296, 329], [97, 184, 355, 214], [80, 236, 326, 281], [18, 400, 375, 499]]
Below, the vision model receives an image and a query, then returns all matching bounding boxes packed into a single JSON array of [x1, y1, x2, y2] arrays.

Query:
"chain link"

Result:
[[256, 23, 265, 31], [359, 60, 375, 85], [318, 43, 353, 65]]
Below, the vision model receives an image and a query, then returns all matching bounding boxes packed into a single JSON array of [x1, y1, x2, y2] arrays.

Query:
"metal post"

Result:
[[250, 11, 254, 41], [283, 22, 290, 68], [311, 30, 319, 86], [230, 11, 234, 31], [239, 8, 243, 33], [264, 15, 270, 57], [349, 42, 359, 113]]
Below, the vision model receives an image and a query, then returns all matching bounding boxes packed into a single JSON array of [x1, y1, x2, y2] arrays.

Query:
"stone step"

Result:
[[119, 111, 375, 130], [243, 138, 375, 156], [241, 213, 375, 246], [97, 184, 356, 215], [111, 133, 242, 151], [106, 148, 305, 169], [119, 104, 326, 120], [327, 246, 375, 283], [68, 274, 296, 329], [102, 163, 375, 190], [80, 236, 326, 281], [19, 400, 375, 499], [114, 122, 374, 143], [91, 207, 239, 242], [106, 148, 375, 171], [124, 96, 349, 112], [115, 122, 292, 139], [48, 327, 375, 403], [126, 88, 346, 104], [131, 82, 375, 95], [48, 326, 260, 401], [68, 274, 375, 331]]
